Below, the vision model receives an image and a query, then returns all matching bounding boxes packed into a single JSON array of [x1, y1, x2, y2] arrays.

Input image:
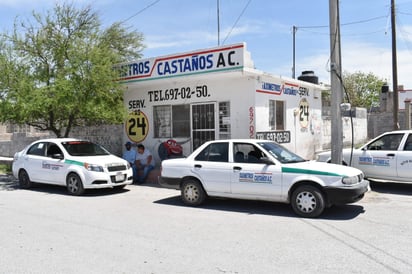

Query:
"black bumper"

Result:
[[324, 181, 369, 205], [158, 176, 181, 190]]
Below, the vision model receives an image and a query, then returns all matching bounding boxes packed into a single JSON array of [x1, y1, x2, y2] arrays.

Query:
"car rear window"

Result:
[[62, 141, 110, 156]]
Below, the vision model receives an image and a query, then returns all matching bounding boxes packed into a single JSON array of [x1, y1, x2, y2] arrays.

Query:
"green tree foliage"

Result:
[[342, 71, 385, 109], [0, 3, 144, 137]]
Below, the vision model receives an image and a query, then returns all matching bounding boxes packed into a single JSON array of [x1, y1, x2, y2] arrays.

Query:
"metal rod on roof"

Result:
[[217, 0, 220, 46], [292, 25, 297, 79]]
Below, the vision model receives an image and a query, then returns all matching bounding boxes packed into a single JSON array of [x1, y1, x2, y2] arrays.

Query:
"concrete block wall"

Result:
[[0, 132, 52, 157], [367, 110, 410, 139], [0, 125, 123, 158], [70, 124, 124, 157], [320, 107, 368, 150]]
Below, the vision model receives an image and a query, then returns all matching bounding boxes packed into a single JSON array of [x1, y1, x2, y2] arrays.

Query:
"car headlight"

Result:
[[84, 163, 104, 172], [342, 176, 358, 185]]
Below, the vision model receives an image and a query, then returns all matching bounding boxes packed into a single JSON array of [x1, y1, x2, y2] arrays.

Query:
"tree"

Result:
[[342, 71, 385, 109], [0, 3, 144, 137]]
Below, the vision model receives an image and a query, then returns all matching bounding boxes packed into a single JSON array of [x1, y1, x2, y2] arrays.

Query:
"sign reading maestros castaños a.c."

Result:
[[117, 43, 245, 82]]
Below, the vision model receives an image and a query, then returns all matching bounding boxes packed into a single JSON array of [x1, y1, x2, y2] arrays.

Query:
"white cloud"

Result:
[[398, 24, 412, 44], [293, 41, 412, 89], [341, 41, 412, 89], [145, 30, 216, 51]]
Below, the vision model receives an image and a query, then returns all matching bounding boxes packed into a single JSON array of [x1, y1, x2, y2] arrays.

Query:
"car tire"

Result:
[[291, 185, 325, 218], [18, 169, 32, 189], [181, 179, 206, 206], [66, 173, 85, 196]]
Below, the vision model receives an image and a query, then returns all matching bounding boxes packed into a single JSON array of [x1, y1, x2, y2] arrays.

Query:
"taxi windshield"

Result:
[[62, 141, 110, 156], [258, 142, 306, 164]]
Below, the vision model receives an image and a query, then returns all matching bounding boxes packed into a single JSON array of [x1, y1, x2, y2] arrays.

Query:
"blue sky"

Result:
[[1, 0, 412, 88]]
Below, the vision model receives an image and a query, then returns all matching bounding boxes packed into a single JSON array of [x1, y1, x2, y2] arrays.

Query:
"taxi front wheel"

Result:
[[18, 169, 32, 189], [181, 179, 206, 206], [67, 173, 85, 196], [291, 185, 325, 218]]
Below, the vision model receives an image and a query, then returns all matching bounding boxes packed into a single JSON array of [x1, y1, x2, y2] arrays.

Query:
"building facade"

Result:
[[120, 43, 326, 162]]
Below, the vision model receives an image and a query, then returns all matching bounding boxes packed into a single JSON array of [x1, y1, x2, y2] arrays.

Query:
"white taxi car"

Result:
[[317, 130, 412, 183], [12, 138, 133, 195], [159, 139, 369, 218]]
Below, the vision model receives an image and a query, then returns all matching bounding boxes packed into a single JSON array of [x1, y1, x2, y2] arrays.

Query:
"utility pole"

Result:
[[391, 0, 400, 129], [329, 0, 343, 164], [217, 0, 220, 46], [292, 25, 297, 79]]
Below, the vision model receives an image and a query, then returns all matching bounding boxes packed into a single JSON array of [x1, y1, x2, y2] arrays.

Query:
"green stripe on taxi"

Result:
[[282, 167, 343, 177], [65, 159, 84, 166]]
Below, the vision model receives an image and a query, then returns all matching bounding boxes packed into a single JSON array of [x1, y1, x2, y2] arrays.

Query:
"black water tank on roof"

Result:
[[381, 83, 389, 93], [298, 70, 319, 84]]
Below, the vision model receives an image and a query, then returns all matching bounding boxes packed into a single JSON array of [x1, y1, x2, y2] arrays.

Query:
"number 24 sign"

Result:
[[299, 98, 309, 128], [125, 110, 148, 143]]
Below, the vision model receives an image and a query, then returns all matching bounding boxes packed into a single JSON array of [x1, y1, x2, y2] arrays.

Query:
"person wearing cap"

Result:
[[135, 144, 155, 184], [122, 141, 137, 183]]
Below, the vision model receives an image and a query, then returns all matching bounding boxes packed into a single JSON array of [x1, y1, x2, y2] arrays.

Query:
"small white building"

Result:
[[120, 43, 326, 162], [399, 88, 412, 110]]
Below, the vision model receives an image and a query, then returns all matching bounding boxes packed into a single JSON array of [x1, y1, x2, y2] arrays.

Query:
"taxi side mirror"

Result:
[[52, 154, 64, 160]]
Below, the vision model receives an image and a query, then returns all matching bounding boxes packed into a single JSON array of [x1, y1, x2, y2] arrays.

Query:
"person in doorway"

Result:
[[122, 141, 137, 183], [135, 144, 155, 184]]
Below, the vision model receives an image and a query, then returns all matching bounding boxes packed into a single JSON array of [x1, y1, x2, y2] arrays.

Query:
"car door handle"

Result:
[[387, 153, 395, 157], [233, 166, 242, 171], [194, 164, 202, 168]]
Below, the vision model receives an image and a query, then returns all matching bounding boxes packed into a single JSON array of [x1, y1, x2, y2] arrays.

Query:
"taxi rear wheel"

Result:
[[66, 173, 85, 196], [181, 179, 205, 206], [291, 185, 325, 218], [18, 169, 32, 189]]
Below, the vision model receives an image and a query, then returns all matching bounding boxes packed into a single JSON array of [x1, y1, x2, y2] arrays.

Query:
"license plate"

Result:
[[115, 173, 125, 182]]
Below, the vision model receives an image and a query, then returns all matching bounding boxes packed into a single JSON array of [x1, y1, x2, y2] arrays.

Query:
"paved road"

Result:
[[1, 176, 412, 274]]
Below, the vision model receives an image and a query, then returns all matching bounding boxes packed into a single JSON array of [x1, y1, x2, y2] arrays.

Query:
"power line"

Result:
[[298, 27, 388, 37], [222, 0, 252, 45], [296, 15, 388, 29], [341, 15, 388, 26], [120, 0, 161, 24]]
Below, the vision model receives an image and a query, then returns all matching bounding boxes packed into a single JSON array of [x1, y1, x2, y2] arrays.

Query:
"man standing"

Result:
[[135, 144, 155, 184], [122, 141, 137, 183]]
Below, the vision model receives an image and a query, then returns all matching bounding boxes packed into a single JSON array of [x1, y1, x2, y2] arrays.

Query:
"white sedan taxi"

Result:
[[12, 138, 133, 195], [159, 139, 369, 218], [317, 130, 412, 183]]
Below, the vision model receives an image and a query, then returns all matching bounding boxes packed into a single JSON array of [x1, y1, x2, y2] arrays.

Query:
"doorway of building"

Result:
[[191, 103, 217, 150]]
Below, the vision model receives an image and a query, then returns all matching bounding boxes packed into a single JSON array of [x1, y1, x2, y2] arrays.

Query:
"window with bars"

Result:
[[219, 102, 231, 139], [269, 100, 285, 130], [153, 105, 190, 138]]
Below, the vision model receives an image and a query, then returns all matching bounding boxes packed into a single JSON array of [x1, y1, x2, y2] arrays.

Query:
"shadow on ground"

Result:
[[25, 184, 131, 196], [154, 195, 365, 220], [0, 174, 18, 191], [370, 180, 412, 196], [0, 174, 130, 196]]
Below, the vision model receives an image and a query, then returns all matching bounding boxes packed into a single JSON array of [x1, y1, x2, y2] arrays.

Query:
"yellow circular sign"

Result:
[[299, 98, 310, 128], [125, 110, 149, 143]]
